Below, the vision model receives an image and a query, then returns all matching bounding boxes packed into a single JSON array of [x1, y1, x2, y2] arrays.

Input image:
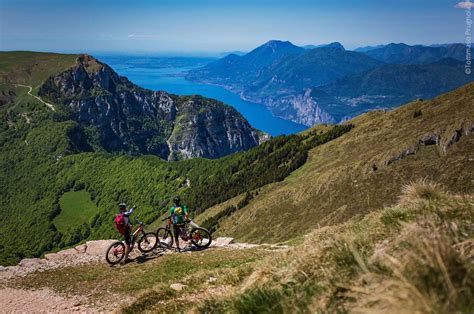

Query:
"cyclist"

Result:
[[169, 196, 189, 251], [117, 203, 135, 263]]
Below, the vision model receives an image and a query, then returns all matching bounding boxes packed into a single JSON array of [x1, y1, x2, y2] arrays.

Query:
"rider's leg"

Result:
[[124, 228, 132, 261], [173, 224, 181, 250], [124, 244, 130, 260]]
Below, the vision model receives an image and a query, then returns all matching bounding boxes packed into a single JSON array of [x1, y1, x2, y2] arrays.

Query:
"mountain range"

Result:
[[186, 41, 471, 126], [1, 52, 267, 161], [362, 42, 467, 64], [0, 48, 473, 312]]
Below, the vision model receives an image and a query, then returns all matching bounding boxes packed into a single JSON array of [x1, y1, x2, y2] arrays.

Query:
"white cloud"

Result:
[[455, 1, 474, 9]]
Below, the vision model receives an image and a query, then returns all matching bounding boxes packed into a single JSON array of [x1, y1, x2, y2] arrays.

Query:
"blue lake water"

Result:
[[97, 56, 308, 136]]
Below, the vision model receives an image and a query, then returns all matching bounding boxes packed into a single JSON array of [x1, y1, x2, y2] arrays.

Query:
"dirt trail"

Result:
[[15, 84, 56, 111], [0, 238, 287, 312], [0, 287, 96, 313]]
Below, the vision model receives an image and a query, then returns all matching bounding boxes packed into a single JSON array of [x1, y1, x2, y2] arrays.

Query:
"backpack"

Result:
[[114, 213, 127, 235], [172, 206, 185, 225]]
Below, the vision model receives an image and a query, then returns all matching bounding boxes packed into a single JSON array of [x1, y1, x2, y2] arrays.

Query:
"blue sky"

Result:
[[0, 0, 468, 55]]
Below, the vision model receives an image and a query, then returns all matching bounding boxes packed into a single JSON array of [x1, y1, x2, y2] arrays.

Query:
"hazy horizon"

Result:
[[0, 0, 470, 56]]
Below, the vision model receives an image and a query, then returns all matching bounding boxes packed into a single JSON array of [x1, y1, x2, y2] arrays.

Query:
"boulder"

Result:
[[19, 258, 43, 268], [74, 244, 87, 253], [170, 283, 187, 291], [211, 237, 235, 247], [85, 240, 117, 256]]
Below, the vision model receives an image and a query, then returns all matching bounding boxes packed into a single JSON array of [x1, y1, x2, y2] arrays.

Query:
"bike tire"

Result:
[[105, 241, 125, 265], [156, 227, 173, 249], [138, 232, 158, 253], [190, 227, 212, 248]]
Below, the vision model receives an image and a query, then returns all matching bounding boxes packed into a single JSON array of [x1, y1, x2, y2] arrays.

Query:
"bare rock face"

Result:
[[211, 237, 235, 247], [266, 88, 336, 126], [39, 55, 268, 160], [85, 240, 117, 256], [19, 258, 43, 268], [1, 240, 119, 280], [167, 98, 266, 160]]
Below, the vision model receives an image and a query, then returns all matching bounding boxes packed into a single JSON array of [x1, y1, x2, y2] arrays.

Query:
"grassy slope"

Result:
[[8, 181, 473, 313], [0, 51, 77, 93], [207, 83, 474, 243], [198, 181, 474, 313], [54, 190, 98, 233]]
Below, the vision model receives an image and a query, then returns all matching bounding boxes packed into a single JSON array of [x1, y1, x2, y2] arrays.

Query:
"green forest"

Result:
[[0, 93, 352, 265]]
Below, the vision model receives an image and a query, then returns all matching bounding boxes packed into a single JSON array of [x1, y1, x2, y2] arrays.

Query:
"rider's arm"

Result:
[[184, 206, 190, 221], [124, 207, 134, 217]]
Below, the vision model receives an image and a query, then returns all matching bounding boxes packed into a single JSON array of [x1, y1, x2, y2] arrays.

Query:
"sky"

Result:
[[0, 0, 470, 55]]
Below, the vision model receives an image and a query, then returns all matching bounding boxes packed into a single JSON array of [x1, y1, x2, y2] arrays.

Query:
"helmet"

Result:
[[173, 196, 180, 205], [119, 203, 126, 210]]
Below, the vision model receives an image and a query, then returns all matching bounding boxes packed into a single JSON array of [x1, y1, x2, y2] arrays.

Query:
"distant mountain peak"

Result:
[[244, 40, 304, 63], [304, 42, 345, 50], [256, 40, 303, 54], [264, 39, 294, 46], [324, 42, 345, 50]]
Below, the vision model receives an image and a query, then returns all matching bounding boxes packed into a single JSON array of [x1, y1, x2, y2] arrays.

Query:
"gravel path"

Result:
[[0, 287, 97, 313], [14, 84, 56, 111], [0, 237, 288, 312]]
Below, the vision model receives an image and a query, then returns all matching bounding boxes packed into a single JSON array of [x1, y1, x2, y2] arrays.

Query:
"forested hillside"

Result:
[[0, 52, 352, 265]]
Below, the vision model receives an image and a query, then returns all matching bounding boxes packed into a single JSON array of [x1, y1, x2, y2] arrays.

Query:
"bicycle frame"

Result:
[[127, 224, 145, 247], [163, 219, 198, 241]]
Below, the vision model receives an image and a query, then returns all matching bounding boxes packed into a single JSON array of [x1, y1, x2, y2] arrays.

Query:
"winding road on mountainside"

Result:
[[15, 84, 56, 111]]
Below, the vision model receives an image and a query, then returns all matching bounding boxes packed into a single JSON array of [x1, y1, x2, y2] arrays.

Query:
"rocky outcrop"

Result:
[[265, 89, 336, 125], [39, 55, 267, 160], [167, 97, 266, 160], [377, 123, 474, 169]]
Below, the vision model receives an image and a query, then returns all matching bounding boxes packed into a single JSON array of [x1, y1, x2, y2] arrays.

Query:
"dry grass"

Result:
[[207, 83, 474, 244], [196, 181, 474, 313], [352, 220, 473, 313], [398, 178, 446, 208]]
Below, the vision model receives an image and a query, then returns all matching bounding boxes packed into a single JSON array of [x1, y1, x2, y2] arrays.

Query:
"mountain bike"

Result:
[[156, 216, 212, 250], [105, 220, 158, 265]]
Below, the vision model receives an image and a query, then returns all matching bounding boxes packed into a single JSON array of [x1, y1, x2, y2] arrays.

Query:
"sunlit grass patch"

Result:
[[54, 190, 98, 233]]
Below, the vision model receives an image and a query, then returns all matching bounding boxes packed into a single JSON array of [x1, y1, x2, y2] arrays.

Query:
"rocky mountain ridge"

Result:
[[38, 54, 267, 160]]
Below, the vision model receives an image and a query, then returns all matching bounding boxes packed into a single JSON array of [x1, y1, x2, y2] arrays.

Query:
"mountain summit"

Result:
[[1, 52, 267, 160]]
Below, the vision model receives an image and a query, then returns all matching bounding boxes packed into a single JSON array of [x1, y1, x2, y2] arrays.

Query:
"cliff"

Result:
[[39, 54, 267, 160]]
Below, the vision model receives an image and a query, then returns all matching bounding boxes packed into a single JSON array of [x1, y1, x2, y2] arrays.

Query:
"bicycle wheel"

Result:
[[156, 227, 173, 248], [190, 227, 212, 248], [105, 241, 125, 265], [138, 232, 158, 253]]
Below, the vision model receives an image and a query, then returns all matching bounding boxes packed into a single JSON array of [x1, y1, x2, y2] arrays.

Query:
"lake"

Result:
[[96, 55, 308, 136]]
